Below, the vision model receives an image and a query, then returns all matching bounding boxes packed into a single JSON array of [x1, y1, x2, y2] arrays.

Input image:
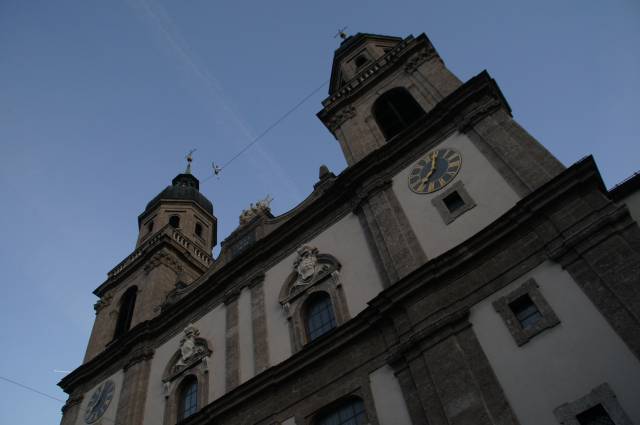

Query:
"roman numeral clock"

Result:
[[84, 380, 115, 423], [408, 148, 461, 194]]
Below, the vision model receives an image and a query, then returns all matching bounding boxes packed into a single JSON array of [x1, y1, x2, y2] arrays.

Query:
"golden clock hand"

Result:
[[419, 152, 438, 190]]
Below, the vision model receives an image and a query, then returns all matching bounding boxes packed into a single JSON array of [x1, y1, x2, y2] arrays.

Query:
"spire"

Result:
[[185, 149, 196, 174]]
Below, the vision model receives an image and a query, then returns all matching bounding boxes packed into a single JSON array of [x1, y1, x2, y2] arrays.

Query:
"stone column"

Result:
[[115, 345, 154, 425], [224, 290, 240, 391], [355, 180, 427, 285], [250, 275, 270, 374]]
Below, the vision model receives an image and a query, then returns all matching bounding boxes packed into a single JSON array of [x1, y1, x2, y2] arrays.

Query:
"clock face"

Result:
[[84, 380, 115, 424], [408, 148, 461, 194]]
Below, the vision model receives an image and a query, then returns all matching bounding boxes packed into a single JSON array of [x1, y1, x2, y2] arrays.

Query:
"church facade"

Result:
[[59, 32, 640, 425]]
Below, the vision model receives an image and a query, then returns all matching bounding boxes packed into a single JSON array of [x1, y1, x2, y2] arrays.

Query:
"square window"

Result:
[[431, 181, 476, 224], [442, 191, 465, 213], [554, 383, 633, 425], [509, 294, 543, 330], [492, 279, 560, 346], [576, 404, 614, 425]]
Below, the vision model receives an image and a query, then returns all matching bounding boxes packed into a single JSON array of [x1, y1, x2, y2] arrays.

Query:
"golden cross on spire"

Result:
[[185, 149, 196, 174]]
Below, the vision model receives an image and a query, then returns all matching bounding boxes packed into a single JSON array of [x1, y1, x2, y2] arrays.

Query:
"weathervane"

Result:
[[334, 27, 348, 41], [185, 149, 196, 174]]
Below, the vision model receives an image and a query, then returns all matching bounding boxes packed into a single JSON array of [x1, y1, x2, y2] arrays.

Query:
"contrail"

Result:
[[125, 0, 304, 200]]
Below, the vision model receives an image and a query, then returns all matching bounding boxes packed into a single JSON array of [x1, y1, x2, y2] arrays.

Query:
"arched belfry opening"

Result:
[[113, 286, 137, 339], [372, 87, 426, 140]]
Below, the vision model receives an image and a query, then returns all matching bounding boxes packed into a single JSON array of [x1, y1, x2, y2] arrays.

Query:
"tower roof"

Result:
[[328, 32, 404, 94], [140, 173, 214, 224]]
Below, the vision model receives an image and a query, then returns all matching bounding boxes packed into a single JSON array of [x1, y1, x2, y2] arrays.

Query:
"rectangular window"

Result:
[[509, 294, 543, 330], [492, 278, 560, 346], [442, 191, 465, 213], [576, 404, 615, 425]]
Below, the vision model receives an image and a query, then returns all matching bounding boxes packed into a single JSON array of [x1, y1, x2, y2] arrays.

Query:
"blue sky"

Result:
[[0, 0, 638, 423]]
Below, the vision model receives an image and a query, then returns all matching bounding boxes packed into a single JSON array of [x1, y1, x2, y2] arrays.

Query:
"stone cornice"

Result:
[[60, 154, 612, 398], [94, 225, 212, 297]]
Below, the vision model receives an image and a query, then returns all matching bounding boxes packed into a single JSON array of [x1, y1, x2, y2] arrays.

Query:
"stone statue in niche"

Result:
[[175, 324, 205, 371], [293, 246, 319, 286]]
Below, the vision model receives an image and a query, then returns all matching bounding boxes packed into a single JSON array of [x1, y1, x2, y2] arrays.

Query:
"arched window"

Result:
[[195, 222, 203, 238], [315, 397, 367, 425], [304, 292, 337, 342], [178, 376, 198, 421], [169, 215, 180, 228], [372, 87, 426, 140], [113, 286, 137, 339]]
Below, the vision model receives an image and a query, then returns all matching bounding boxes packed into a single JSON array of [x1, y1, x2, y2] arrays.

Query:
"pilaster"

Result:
[[249, 275, 270, 374], [354, 179, 427, 285], [465, 108, 565, 196], [387, 312, 519, 425], [115, 344, 154, 425], [224, 290, 240, 391]]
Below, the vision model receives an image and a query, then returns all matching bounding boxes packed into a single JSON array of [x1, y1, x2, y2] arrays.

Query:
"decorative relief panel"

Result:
[[326, 106, 357, 135], [404, 46, 437, 74], [162, 325, 211, 384]]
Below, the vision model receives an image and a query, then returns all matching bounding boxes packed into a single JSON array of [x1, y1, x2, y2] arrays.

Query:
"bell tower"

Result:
[[83, 164, 217, 362], [318, 33, 463, 165], [317, 32, 564, 285]]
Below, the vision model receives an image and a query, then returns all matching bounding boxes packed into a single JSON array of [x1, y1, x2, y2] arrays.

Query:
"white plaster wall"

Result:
[[470, 262, 640, 425], [393, 131, 521, 259], [238, 286, 255, 383], [74, 370, 124, 425], [369, 365, 412, 425], [142, 304, 226, 425], [263, 213, 385, 366], [621, 190, 640, 223]]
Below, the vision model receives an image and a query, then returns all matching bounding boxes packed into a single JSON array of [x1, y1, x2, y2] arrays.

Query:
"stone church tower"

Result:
[[59, 32, 640, 425]]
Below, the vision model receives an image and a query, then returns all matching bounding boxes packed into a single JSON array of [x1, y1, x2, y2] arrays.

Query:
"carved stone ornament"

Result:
[[176, 325, 203, 369], [456, 98, 502, 133], [239, 195, 273, 226], [404, 47, 437, 74], [279, 246, 342, 304], [156, 281, 192, 313], [293, 246, 320, 286], [144, 251, 183, 275], [162, 324, 211, 383], [93, 293, 113, 313], [326, 106, 356, 134]]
